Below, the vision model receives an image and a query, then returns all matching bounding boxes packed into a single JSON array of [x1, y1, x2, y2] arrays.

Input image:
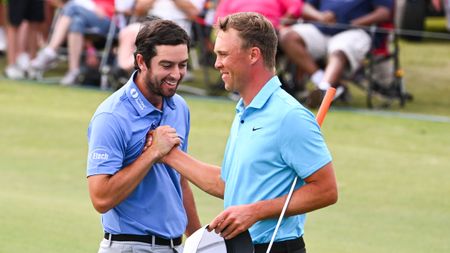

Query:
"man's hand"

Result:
[[143, 125, 180, 161], [207, 204, 258, 240], [319, 11, 336, 24]]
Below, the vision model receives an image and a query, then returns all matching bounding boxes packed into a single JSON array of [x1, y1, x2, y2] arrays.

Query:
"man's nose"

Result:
[[214, 57, 222, 70]]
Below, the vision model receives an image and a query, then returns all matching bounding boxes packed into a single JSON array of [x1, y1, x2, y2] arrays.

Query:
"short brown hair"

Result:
[[134, 18, 191, 71], [218, 12, 277, 69]]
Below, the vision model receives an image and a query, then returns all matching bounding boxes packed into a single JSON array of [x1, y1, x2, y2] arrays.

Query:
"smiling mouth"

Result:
[[163, 79, 178, 87]]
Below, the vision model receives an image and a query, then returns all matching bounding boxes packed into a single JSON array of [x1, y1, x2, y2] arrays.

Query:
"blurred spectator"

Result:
[[432, 0, 450, 31], [214, 0, 303, 30], [279, 0, 392, 108], [112, 0, 205, 89], [30, 0, 115, 85], [0, 3, 6, 53], [4, 0, 45, 79]]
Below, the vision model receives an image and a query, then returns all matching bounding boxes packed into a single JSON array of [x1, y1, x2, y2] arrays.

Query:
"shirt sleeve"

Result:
[[278, 108, 332, 179], [86, 112, 127, 176]]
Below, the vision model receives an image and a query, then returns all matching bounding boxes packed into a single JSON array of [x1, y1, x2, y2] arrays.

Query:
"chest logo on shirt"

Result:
[[130, 88, 139, 98], [130, 88, 146, 110], [252, 127, 263, 131]]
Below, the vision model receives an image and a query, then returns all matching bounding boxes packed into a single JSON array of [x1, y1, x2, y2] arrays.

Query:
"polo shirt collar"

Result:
[[236, 75, 281, 113], [126, 71, 176, 116]]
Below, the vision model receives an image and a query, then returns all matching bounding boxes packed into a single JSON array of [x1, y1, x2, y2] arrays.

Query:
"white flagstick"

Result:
[[265, 87, 336, 253]]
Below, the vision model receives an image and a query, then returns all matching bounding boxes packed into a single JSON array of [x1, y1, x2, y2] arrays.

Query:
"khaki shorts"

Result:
[[290, 23, 371, 73]]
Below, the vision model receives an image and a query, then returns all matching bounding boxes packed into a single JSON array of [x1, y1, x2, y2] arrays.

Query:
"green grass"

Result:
[[1, 79, 449, 253], [1, 39, 450, 252]]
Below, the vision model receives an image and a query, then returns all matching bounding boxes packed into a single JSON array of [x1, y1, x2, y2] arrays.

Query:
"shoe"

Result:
[[336, 86, 352, 103], [305, 89, 325, 109], [4, 64, 25, 79], [30, 47, 58, 71], [61, 69, 80, 86], [16, 53, 30, 71]]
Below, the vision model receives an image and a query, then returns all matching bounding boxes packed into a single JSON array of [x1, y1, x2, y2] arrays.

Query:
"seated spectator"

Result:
[[279, 0, 393, 108], [4, 0, 44, 79], [214, 0, 303, 30], [432, 0, 450, 31], [30, 0, 115, 85], [111, 0, 205, 89]]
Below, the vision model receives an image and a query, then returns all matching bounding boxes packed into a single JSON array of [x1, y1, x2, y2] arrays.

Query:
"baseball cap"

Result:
[[184, 225, 254, 253]]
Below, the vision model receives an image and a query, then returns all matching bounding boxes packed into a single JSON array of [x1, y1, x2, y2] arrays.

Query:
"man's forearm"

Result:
[[250, 162, 338, 220], [165, 148, 225, 198], [172, 0, 200, 20], [351, 6, 391, 26]]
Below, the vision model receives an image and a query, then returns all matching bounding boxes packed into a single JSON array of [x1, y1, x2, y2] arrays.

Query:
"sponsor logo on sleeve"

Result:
[[89, 149, 110, 163]]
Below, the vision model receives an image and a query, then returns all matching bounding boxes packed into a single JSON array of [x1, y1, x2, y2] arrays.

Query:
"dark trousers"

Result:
[[254, 237, 306, 253]]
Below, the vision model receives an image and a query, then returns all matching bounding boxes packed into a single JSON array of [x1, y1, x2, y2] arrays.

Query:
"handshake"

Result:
[[142, 125, 181, 162]]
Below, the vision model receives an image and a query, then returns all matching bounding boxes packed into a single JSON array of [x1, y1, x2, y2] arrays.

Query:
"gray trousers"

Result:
[[98, 239, 183, 253]]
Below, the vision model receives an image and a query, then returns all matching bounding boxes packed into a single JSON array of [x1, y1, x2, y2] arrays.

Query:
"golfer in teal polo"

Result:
[[161, 13, 338, 253]]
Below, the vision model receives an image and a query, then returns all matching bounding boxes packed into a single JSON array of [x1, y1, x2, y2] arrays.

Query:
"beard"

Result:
[[144, 73, 180, 98]]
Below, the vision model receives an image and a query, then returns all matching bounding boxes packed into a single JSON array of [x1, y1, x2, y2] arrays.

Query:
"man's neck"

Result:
[[241, 69, 275, 106]]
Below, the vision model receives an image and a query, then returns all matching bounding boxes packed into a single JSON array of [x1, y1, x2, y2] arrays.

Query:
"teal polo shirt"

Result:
[[221, 76, 332, 244], [86, 72, 190, 238]]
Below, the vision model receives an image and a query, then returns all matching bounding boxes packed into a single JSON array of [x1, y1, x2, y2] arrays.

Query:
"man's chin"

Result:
[[162, 89, 177, 98]]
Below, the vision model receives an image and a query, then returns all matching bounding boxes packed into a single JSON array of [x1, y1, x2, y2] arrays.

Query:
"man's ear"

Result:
[[136, 54, 148, 71], [249, 47, 262, 65]]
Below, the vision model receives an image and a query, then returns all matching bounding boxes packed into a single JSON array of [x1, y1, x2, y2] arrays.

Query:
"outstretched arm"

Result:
[[208, 162, 338, 239], [172, 0, 201, 20], [302, 3, 336, 24], [351, 6, 391, 26], [163, 148, 225, 199]]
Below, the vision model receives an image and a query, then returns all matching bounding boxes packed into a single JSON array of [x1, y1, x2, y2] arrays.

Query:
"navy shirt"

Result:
[[86, 72, 190, 238], [308, 0, 393, 35]]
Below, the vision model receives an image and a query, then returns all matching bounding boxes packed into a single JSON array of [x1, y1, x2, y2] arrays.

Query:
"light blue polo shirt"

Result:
[[86, 72, 190, 238], [221, 76, 332, 244]]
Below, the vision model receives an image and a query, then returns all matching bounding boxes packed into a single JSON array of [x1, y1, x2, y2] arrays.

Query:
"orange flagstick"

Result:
[[315, 87, 336, 127]]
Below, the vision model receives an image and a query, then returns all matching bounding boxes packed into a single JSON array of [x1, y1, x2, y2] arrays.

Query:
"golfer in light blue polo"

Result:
[[86, 19, 201, 253], [160, 13, 338, 253]]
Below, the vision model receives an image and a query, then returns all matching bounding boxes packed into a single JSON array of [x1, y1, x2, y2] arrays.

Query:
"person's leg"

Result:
[[67, 31, 83, 72], [326, 29, 371, 86], [117, 23, 141, 71], [6, 24, 19, 66], [5, 0, 26, 66], [27, 22, 41, 58], [322, 50, 347, 86], [47, 15, 71, 51], [279, 25, 323, 77], [4, 0, 27, 79], [61, 6, 111, 85]]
